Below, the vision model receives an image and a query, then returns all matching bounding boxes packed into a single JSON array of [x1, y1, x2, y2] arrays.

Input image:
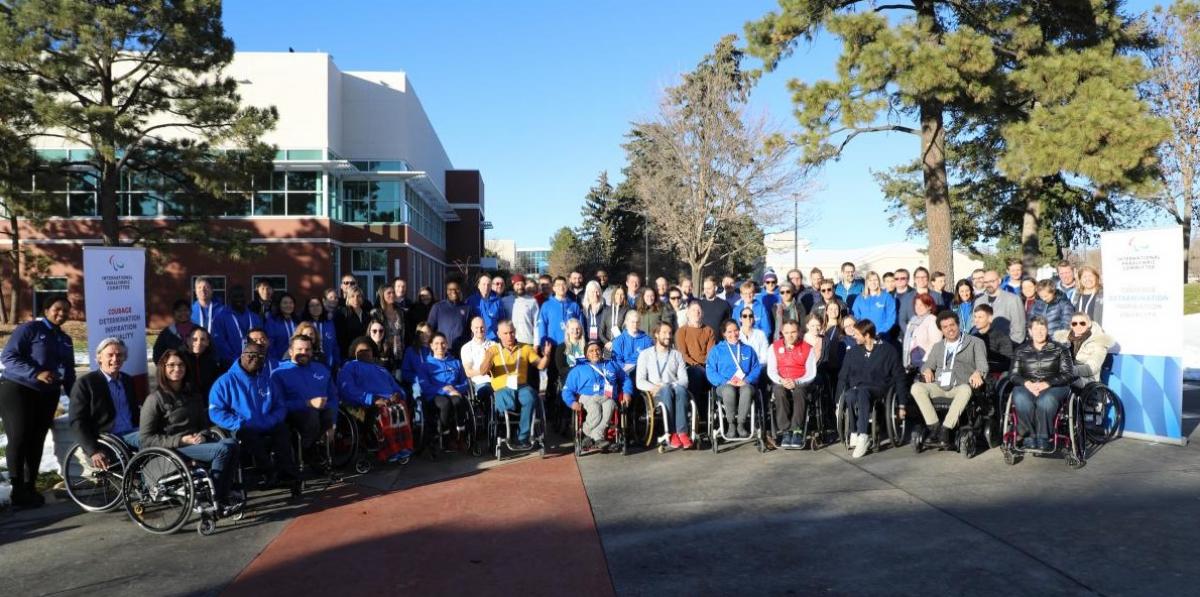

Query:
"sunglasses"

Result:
[[820, 288, 833, 293], [895, 276, 909, 281], [242, 353, 265, 360], [740, 314, 754, 319], [780, 290, 793, 295], [764, 280, 777, 285], [342, 280, 357, 286], [669, 295, 681, 300], [370, 328, 385, 334], [1070, 321, 1088, 327]]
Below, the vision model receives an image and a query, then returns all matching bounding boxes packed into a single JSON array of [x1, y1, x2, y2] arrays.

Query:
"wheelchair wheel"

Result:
[[197, 516, 217, 536], [708, 391, 719, 454], [1066, 394, 1087, 470], [1081, 383, 1123, 445], [1002, 447, 1018, 466], [619, 403, 630, 456], [641, 392, 656, 448], [330, 408, 359, 470], [834, 392, 850, 449], [123, 448, 195, 535], [573, 406, 583, 458], [63, 436, 129, 512], [885, 390, 905, 448]]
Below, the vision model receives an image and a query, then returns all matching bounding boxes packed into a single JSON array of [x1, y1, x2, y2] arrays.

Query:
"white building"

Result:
[[764, 231, 984, 282]]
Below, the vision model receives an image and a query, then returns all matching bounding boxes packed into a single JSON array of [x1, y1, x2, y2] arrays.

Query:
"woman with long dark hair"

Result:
[[183, 326, 222, 398], [303, 297, 340, 370], [265, 292, 301, 370]]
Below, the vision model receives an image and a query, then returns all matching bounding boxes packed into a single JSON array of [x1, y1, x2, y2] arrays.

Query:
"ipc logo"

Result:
[[108, 255, 126, 271]]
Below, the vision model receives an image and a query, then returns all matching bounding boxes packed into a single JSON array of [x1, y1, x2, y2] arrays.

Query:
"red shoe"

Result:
[[669, 433, 683, 450], [678, 433, 694, 450]]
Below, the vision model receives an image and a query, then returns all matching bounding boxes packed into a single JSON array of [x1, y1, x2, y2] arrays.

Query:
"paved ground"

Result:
[[1, 386, 1196, 597]]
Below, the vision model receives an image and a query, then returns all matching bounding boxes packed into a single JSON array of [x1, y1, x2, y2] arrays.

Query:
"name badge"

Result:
[[506, 375, 518, 390], [589, 326, 599, 340], [938, 371, 953, 387], [731, 371, 745, 383], [603, 381, 614, 399]]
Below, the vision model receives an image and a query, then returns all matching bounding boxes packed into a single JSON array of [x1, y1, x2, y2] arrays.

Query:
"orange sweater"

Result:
[[676, 325, 715, 366]]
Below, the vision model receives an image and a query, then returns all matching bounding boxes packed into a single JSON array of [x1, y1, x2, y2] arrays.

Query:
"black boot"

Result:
[[939, 424, 952, 446], [926, 423, 943, 446]]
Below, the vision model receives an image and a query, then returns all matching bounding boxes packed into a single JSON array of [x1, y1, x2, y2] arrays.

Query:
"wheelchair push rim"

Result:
[[63, 436, 129, 512], [122, 448, 196, 535]]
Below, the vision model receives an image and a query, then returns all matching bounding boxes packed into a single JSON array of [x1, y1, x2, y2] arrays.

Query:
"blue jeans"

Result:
[[656, 385, 689, 433], [843, 387, 880, 435], [119, 431, 141, 451], [495, 385, 537, 441], [1011, 385, 1070, 440], [177, 438, 238, 502]]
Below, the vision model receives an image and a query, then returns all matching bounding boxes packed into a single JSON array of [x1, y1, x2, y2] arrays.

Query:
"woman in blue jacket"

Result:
[[951, 279, 975, 331], [0, 295, 75, 509], [561, 341, 632, 451], [851, 272, 896, 341], [264, 293, 302, 371], [417, 333, 470, 451], [706, 320, 762, 439]]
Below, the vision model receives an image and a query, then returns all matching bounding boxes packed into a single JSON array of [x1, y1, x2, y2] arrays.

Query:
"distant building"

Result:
[[763, 231, 984, 281], [484, 239, 516, 271], [2, 52, 485, 325], [515, 248, 551, 276]]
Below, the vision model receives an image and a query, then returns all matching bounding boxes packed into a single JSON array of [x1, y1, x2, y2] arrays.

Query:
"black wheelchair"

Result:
[[835, 386, 904, 454], [413, 392, 484, 459], [62, 433, 134, 513], [910, 380, 1000, 459], [998, 382, 1087, 469], [121, 435, 247, 536], [706, 385, 766, 454], [487, 385, 547, 460], [764, 378, 835, 451]]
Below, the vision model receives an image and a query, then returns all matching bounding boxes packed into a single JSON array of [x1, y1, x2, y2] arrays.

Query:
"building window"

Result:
[[251, 275, 287, 295], [351, 249, 387, 301], [32, 277, 68, 316], [190, 275, 227, 304]]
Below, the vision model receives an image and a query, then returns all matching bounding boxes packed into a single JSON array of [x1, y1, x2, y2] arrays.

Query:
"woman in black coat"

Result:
[[182, 327, 222, 398], [1009, 315, 1075, 452]]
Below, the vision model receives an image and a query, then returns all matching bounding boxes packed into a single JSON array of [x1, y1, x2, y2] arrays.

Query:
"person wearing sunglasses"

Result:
[[209, 340, 301, 496], [667, 287, 688, 330], [337, 275, 374, 311], [772, 282, 808, 342], [1051, 312, 1113, 388], [733, 281, 772, 339], [810, 282, 845, 323], [737, 307, 771, 367], [759, 271, 781, 316]]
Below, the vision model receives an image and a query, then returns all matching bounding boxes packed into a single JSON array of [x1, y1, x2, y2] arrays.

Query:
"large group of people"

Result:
[[0, 257, 1116, 512]]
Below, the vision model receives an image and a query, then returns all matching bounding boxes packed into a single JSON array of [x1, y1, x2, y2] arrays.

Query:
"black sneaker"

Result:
[[580, 437, 595, 451], [511, 439, 533, 451], [219, 501, 244, 518], [595, 439, 613, 452]]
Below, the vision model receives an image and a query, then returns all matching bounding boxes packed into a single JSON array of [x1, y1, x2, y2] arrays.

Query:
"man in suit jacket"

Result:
[[69, 337, 140, 469]]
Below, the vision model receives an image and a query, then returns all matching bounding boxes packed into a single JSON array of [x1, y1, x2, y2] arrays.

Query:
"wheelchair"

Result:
[[1077, 381, 1123, 446], [572, 396, 628, 456], [910, 381, 998, 459], [414, 391, 484, 459], [998, 383, 1087, 469], [62, 433, 134, 512], [764, 379, 834, 451], [121, 442, 247, 536], [488, 385, 547, 460], [835, 386, 903, 454], [637, 389, 699, 453], [707, 385, 766, 454]]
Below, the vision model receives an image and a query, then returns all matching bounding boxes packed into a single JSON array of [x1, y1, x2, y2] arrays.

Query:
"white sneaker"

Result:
[[852, 435, 870, 459], [848, 433, 860, 450]]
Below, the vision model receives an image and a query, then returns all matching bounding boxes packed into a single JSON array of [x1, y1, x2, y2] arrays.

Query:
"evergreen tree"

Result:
[[547, 226, 584, 278], [0, 0, 278, 258], [575, 171, 643, 274]]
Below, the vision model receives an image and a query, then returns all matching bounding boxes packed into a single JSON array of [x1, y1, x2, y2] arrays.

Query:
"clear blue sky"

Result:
[[224, 0, 1166, 251]]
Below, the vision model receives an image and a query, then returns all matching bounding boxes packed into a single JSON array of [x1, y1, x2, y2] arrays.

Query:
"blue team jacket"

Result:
[[208, 361, 285, 432], [417, 354, 469, 401], [733, 297, 772, 338], [537, 296, 582, 346], [214, 308, 263, 366], [560, 359, 632, 407], [0, 319, 76, 394], [337, 359, 405, 407], [705, 340, 763, 386], [611, 331, 653, 371], [270, 360, 338, 413], [852, 292, 897, 337], [467, 292, 508, 341]]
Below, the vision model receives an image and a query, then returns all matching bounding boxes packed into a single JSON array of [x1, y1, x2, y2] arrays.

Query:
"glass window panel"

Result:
[[251, 275, 287, 294], [133, 194, 159, 216], [69, 171, 98, 192], [350, 161, 370, 172], [274, 150, 286, 160], [37, 149, 69, 161], [372, 161, 407, 171], [287, 171, 319, 191], [269, 170, 286, 192], [286, 193, 317, 216], [224, 193, 251, 216], [68, 149, 94, 162], [253, 193, 285, 216], [285, 149, 323, 160], [67, 193, 96, 216]]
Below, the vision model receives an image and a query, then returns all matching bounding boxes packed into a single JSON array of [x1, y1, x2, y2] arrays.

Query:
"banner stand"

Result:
[[83, 247, 148, 400]]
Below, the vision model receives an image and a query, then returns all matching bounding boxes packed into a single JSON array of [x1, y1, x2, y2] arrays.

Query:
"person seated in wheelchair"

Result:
[[417, 333, 471, 452], [706, 319, 763, 439], [766, 317, 822, 449], [1051, 312, 1113, 389], [1009, 316, 1076, 452], [337, 336, 410, 461], [636, 322, 693, 450], [612, 310, 652, 378], [270, 334, 338, 475], [908, 311, 988, 448], [208, 340, 301, 496], [69, 337, 142, 470], [482, 320, 552, 451], [140, 350, 241, 516], [461, 316, 497, 408], [970, 304, 1014, 378], [837, 319, 906, 459], [562, 340, 632, 452]]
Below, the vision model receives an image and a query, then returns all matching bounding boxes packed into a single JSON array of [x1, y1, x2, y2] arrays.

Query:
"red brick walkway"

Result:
[[223, 455, 614, 597]]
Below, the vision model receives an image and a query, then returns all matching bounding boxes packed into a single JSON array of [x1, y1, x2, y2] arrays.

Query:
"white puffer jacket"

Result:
[[1052, 323, 1114, 384]]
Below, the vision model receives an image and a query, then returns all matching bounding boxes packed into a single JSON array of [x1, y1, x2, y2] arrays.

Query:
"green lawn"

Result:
[[1188, 283, 1200, 315]]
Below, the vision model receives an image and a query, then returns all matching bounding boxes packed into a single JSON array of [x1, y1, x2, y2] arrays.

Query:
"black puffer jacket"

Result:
[[1010, 340, 1075, 387]]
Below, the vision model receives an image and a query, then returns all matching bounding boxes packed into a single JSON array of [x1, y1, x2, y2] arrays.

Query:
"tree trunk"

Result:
[[1021, 186, 1043, 271], [916, 0, 953, 281], [920, 102, 953, 281], [5, 213, 18, 324], [99, 156, 120, 246], [1184, 178, 1193, 283], [690, 260, 704, 290]]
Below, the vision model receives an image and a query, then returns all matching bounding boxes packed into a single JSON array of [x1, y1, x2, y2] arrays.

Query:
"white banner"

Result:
[[83, 246, 147, 376], [1099, 227, 1184, 357]]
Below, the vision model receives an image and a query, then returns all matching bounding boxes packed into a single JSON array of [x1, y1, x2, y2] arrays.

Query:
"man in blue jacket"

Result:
[[537, 276, 583, 347], [561, 341, 632, 451], [611, 310, 653, 377], [209, 340, 300, 495], [191, 276, 227, 334], [270, 335, 337, 473], [214, 285, 262, 370], [427, 281, 477, 353], [732, 281, 772, 339], [466, 274, 508, 341], [835, 262, 864, 306]]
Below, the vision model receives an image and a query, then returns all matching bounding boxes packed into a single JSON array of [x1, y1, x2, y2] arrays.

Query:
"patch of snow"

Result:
[[1186, 314, 1200, 382]]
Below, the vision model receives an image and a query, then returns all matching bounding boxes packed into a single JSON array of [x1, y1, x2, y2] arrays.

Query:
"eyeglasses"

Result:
[[740, 314, 754, 320], [669, 295, 681, 300], [370, 328, 385, 334], [342, 280, 357, 286], [780, 290, 793, 295], [895, 276, 909, 281], [1070, 321, 1088, 327], [764, 280, 777, 285], [242, 353, 265, 360], [820, 288, 833, 293]]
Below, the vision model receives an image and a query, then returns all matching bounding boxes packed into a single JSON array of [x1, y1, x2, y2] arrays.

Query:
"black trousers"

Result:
[[772, 382, 810, 432], [236, 423, 299, 480], [429, 394, 467, 432], [0, 379, 58, 486]]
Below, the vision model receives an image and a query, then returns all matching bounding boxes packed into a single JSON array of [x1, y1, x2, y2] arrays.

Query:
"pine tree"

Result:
[[0, 0, 278, 257]]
